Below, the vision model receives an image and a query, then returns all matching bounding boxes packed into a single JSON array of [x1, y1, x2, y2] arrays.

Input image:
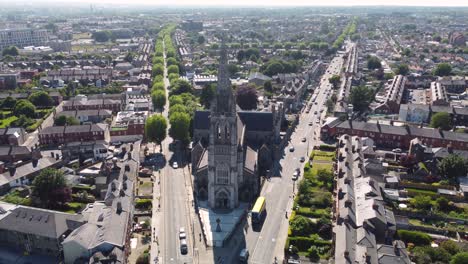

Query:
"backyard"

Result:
[[286, 148, 336, 261]]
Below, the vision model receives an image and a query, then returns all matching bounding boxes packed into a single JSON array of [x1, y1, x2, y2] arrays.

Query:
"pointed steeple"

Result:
[[213, 37, 235, 114]]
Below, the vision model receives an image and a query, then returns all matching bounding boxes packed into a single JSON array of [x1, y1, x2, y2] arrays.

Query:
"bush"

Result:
[[288, 236, 332, 252], [397, 230, 432, 246], [135, 198, 152, 210], [319, 144, 336, 151], [136, 252, 149, 264]]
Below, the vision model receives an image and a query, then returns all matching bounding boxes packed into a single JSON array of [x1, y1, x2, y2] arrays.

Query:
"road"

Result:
[[245, 54, 344, 264], [151, 40, 193, 264]]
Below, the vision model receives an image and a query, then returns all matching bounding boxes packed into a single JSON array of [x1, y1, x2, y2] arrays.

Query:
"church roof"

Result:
[[193, 110, 273, 132], [244, 146, 257, 173]]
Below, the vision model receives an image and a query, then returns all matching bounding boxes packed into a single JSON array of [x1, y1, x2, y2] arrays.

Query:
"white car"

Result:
[[172, 162, 178, 169], [179, 227, 186, 240]]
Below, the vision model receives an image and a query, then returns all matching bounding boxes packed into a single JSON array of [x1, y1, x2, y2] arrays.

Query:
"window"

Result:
[[216, 164, 229, 184]]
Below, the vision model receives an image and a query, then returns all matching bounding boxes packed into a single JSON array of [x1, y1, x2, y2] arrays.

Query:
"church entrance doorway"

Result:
[[215, 191, 229, 209]]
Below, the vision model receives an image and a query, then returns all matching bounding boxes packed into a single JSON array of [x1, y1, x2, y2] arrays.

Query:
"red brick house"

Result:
[[38, 124, 109, 145], [321, 119, 468, 150]]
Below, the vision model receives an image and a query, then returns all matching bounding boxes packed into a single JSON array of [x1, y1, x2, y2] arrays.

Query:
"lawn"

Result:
[[406, 188, 437, 197], [0, 116, 18, 128], [64, 202, 86, 213], [310, 150, 335, 161], [309, 163, 333, 178]]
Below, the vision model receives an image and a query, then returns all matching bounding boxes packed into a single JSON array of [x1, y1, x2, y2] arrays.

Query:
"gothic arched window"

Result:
[[216, 163, 229, 184]]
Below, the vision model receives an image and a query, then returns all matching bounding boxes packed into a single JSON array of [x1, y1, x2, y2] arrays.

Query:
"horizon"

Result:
[[2, 0, 468, 7]]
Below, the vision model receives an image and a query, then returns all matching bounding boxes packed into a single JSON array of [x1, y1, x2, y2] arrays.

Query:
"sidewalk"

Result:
[[150, 166, 162, 263]]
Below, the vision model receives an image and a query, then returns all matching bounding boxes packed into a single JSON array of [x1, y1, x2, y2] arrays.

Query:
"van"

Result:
[[180, 239, 188, 255], [239, 248, 249, 262]]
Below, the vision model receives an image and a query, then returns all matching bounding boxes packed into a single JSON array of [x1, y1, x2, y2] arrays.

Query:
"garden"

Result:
[[285, 148, 335, 261]]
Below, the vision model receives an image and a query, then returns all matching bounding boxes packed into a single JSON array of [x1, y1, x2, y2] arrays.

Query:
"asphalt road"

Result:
[[154, 41, 193, 264], [245, 54, 344, 264]]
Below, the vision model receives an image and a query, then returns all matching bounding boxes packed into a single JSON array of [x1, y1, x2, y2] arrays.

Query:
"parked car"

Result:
[[289, 147, 295, 152], [172, 162, 178, 169], [300, 157, 305, 163], [239, 249, 249, 262], [301, 137, 306, 142], [180, 239, 188, 254], [179, 227, 186, 240]]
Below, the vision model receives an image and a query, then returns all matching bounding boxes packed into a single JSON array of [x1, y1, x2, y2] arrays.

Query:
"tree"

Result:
[[92, 31, 112, 42], [413, 246, 452, 264], [440, 240, 460, 256], [124, 52, 134, 62], [410, 195, 433, 212], [307, 246, 320, 261], [170, 79, 192, 95], [397, 230, 432, 246], [28, 91, 53, 107], [32, 168, 71, 209], [136, 252, 149, 264], [227, 64, 239, 76], [264, 61, 285, 76], [197, 35, 205, 45], [434, 63, 452, 76], [1, 96, 16, 109], [2, 46, 19, 56], [152, 90, 166, 110], [200, 84, 216, 109], [328, 75, 341, 89], [13, 99, 36, 118], [169, 112, 191, 144], [237, 50, 245, 62], [350, 85, 373, 112], [236, 86, 258, 110], [367, 56, 382, 69], [290, 215, 312, 236], [152, 81, 165, 91], [166, 57, 177, 66], [451, 252, 468, 264], [152, 64, 164, 76], [54, 115, 79, 126], [263, 80, 273, 93], [145, 114, 167, 151], [430, 112, 452, 130], [438, 154, 468, 180], [167, 65, 179, 75], [395, 64, 409, 75]]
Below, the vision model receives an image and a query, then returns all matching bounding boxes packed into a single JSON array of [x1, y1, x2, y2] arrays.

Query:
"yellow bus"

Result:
[[251, 196, 266, 224]]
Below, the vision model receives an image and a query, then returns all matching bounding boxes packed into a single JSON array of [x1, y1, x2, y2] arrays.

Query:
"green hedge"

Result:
[[319, 144, 336, 151], [397, 230, 432, 246], [135, 198, 152, 209], [287, 236, 332, 252]]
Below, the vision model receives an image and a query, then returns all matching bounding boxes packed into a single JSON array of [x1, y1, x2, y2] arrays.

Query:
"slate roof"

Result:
[[0, 201, 83, 239]]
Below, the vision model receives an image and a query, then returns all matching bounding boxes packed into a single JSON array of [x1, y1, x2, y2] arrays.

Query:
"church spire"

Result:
[[213, 37, 235, 114]]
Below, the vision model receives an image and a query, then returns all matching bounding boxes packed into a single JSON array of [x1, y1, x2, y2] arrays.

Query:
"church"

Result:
[[191, 44, 283, 210]]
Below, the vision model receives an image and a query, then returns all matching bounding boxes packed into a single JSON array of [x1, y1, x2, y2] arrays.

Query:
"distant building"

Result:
[[0, 127, 27, 146], [63, 96, 121, 112], [429, 81, 449, 106], [321, 119, 468, 150], [449, 31, 466, 47], [0, 28, 49, 51], [375, 75, 407, 114], [56, 109, 112, 124], [0, 72, 19, 90], [181, 20, 203, 32], [248, 72, 272, 87], [38, 124, 109, 145], [110, 109, 147, 137]]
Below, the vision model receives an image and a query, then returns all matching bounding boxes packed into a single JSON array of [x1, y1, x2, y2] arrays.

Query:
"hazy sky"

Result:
[[21, 0, 468, 6]]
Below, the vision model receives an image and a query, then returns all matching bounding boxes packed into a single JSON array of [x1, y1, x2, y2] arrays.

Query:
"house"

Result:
[[333, 135, 410, 264], [0, 157, 62, 195], [63, 96, 121, 113], [38, 124, 109, 145], [374, 75, 407, 114], [278, 78, 307, 112], [429, 81, 449, 106], [321, 120, 468, 150], [56, 109, 112, 124], [61, 140, 109, 161], [0, 127, 27, 146], [0, 202, 83, 260], [248, 72, 272, 87], [110, 110, 147, 137]]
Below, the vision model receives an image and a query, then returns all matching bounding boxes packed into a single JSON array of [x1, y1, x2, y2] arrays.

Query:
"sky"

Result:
[[16, 0, 468, 7]]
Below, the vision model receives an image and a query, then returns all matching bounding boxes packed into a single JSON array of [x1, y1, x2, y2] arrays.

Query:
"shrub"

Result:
[[135, 198, 152, 210], [319, 144, 336, 151], [397, 230, 432, 246]]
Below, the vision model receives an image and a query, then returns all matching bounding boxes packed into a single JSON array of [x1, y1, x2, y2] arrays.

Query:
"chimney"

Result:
[[127, 152, 132, 160], [372, 204, 379, 211], [344, 200, 352, 208], [130, 144, 134, 151], [8, 165, 16, 176], [111, 182, 116, 191], [123, 181, 127, 190], [116, 201, 122, 214], [447, 144, 453, 154], [0, 162, 5, 174], [32, 159, 38, 168]]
